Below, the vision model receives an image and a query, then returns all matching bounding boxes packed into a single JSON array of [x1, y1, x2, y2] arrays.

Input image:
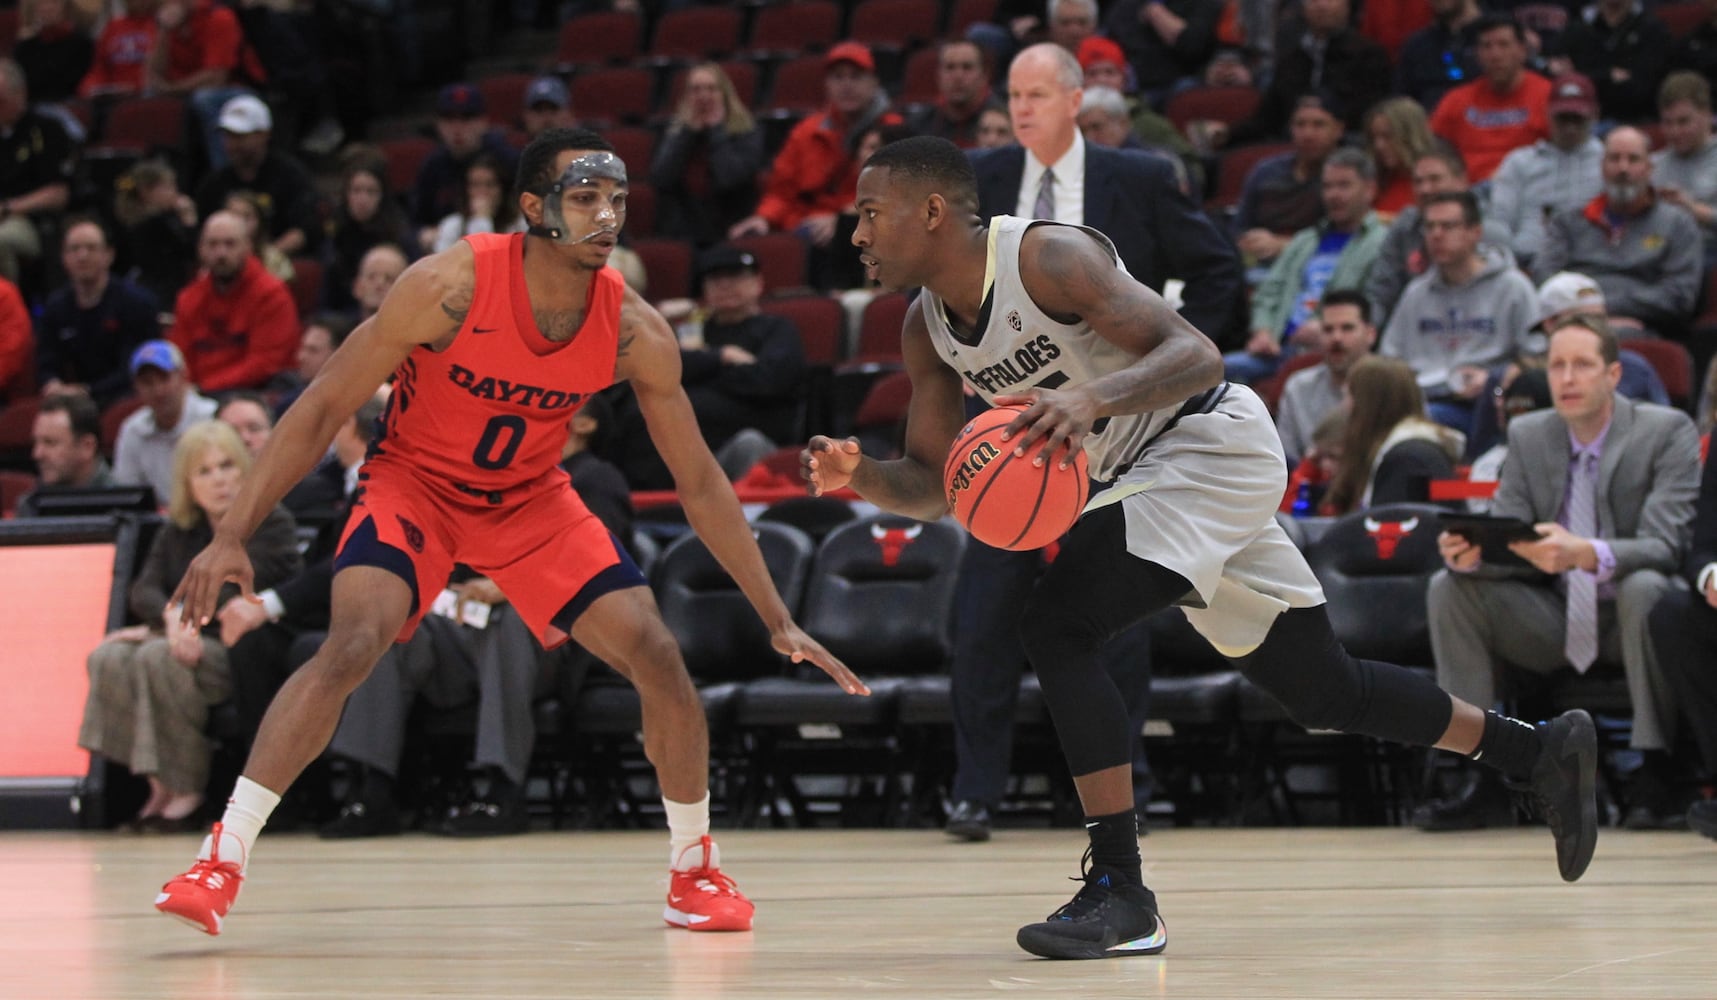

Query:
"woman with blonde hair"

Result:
[[1365, 98, 1438, 216], [79, 421, 301, 830], [1324, 356, 1464, 514], [649, 62, 765, 245]]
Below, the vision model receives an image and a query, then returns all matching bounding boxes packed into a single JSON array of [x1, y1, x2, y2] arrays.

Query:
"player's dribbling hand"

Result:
[[772, 622, 870, 695], [993, 389, 1095, 469], [171, 533, 258, 627], [802, 436, 861, 496]]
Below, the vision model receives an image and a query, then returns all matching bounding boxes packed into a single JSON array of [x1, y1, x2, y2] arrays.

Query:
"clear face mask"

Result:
[[528, 152, 628, 244]]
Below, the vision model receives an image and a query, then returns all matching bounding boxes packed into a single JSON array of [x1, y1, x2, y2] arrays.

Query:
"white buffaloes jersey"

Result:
[[917, 216, 1182, 482]]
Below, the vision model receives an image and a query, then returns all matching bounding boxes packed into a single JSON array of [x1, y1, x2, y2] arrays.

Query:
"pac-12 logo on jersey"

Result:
[[1006, 310, 1022, 331]]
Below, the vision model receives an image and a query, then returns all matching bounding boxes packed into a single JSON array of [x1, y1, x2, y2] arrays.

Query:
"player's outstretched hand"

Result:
[[772, 622, 870, 695], [802, 436, 862, 496], [170, 534, 257, 627]]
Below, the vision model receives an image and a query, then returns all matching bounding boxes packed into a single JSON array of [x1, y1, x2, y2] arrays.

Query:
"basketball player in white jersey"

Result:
[[802, 136, 1600, 960]]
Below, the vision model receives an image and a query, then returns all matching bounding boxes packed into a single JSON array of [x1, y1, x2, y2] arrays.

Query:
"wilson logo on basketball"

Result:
[[945, 440, 1002, 510]]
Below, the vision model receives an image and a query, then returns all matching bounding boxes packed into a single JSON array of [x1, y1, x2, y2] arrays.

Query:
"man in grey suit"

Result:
[[1423, 314, 1700, 830]]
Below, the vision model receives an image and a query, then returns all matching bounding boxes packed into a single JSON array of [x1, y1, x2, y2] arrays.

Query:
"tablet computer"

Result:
[[1438, 513, 1543, 560]]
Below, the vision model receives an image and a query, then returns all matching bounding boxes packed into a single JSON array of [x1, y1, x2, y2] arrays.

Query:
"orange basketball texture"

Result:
[[943, 405, 1090, 551]]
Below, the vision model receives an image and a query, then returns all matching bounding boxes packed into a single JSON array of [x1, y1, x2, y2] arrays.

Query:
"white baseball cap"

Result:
[[217, 94, 273, 135], [1537, 271, 1605, 325]]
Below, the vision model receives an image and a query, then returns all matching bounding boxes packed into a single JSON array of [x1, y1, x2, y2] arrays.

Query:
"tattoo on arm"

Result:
[[440, 278, 473, 325], [616, 330, 638, 358]]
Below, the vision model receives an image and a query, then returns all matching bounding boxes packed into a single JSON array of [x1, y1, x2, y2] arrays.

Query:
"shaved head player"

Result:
[[802, 136, 1598, 959], [157, 128, 866, 937]]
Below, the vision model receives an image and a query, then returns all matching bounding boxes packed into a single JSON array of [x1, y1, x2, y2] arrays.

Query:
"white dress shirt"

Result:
[[1016, 131, 1086, 226]]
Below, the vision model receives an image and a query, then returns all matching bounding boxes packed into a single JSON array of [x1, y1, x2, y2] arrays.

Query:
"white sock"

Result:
[[198, 776, 281, 871], [664, 792, 712, 869]]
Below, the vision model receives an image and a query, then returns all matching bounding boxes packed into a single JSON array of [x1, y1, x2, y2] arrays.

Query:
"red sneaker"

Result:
[[155, 822, 245, 935], [664, 835, 754, 932]]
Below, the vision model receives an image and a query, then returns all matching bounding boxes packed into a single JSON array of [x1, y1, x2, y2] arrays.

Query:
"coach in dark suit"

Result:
[[969, 72, 1241, 342], [1647, 439, 1717, 841], [1425, 316, 1699, 830], [940, 42, 1244, 842]]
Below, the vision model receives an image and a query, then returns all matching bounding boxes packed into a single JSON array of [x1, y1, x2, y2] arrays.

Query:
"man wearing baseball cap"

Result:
[[1489, 73, 1603, 269], [411, 82, 519, 246], [728, 41, 901, 248], [521, 74, 575, 139], [193, 94, 321, 258], [112, 339, 218, 503]]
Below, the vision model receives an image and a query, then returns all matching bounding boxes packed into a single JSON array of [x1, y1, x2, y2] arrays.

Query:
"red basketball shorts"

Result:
[[335, 466, 633, 647]]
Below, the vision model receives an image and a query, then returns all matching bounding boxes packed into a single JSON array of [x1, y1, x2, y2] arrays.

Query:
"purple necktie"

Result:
[[1564, 451, 1599, 672]]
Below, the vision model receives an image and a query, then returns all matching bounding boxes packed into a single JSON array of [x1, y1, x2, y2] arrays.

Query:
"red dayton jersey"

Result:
[[370, 232, 624, 494]]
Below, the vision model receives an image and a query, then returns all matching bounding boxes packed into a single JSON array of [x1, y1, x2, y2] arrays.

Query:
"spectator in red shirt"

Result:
[[79, 0, 159, 100], [1430, 15, 1551, 182], [729, 41, 901, 245], [146, 0, 264, 171], [0, 275, 29, 402], [168, 211, 298, 393]]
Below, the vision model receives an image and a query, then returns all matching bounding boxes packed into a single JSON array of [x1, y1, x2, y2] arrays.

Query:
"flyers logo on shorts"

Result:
[[396, 515, 426, 554]]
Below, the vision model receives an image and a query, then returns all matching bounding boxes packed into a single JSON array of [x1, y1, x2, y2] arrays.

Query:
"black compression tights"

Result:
[[1019, 504, 1454, 777]]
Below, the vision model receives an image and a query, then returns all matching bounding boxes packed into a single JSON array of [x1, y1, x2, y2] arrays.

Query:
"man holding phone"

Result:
[[1423, 314, 1700, 831]]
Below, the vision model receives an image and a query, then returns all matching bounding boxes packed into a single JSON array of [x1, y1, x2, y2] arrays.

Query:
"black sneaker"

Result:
[[945, 800, 992, 842], [1505, 709, 1598, 882], [1016, 851, 1166, 960], [1689, 800, 1717, 842], [317, 796, 401, 839], [432, 791, 529, 837]]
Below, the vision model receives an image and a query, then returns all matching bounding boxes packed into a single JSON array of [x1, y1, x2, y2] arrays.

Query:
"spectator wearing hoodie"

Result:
[[1381, 191, 1537, 430], [1487, 73, 1604, 271], [1533, 126, 1704, 338]]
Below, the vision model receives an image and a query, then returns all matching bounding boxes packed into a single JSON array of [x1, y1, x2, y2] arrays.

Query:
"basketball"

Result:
[[943, 405, 1090, 551]]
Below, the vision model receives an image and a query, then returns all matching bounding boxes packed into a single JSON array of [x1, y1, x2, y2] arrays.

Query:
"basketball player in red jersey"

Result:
[[155, 128, 867, 937]]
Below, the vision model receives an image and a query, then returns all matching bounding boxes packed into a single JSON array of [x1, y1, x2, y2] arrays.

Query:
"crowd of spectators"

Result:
[[2, 0, 1717, 842]]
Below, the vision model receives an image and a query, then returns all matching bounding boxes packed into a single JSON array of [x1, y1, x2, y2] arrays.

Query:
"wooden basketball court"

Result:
[[4, 827, 1714, 998]]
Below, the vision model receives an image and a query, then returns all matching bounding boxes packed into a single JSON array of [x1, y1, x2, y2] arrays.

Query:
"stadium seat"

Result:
[[0, 9, 16, 56], [760, 292, 845, 365], [849, 0, 940, 51], [1165, 85, 1262, 134], [475, 72, 535, 130], [630, 237, 694, 301], [377, 136, 437, 196], [1623, 338, 1694, 410], [1, 334, 34, 403], [289, 258, 322, 321], [900, 46, 941, 107], [732, 231, 810, 293], [946, 0, 1001, 35], [849, 291, 910, 363], [850, 369, 912, 458], [99, 95, 188, 153], [555, 9, 644, 70], [747, 1, 842, 57], [766, 54, 832, 116], [1209, 142, 1293, 212], [0, 469, 36, 515], [622, 179, 656, 238], [0, 398, 38, 462], [649, 5, 744, 63], [1657, 0, 1706, 40], [733, 514, 965, 825], [1305, 502, 1447, 666], [569, 67, 654, 126], [605, 125, 656, 176], [652, 521, 816, 682]]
